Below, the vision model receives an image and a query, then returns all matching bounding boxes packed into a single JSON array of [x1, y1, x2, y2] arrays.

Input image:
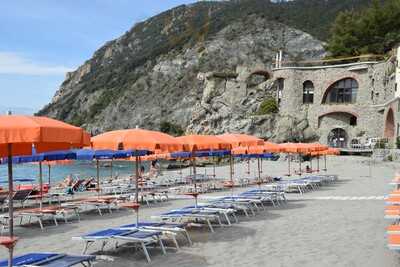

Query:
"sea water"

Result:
[[0, 160, 144, 185]]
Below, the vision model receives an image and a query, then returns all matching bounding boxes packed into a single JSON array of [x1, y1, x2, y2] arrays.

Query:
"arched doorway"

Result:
[[328, 128, 347, 148], [384, 108, 395, 138]]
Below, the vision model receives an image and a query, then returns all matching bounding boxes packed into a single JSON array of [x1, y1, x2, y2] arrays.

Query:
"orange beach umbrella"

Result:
[[0, 115, 89, 267], [91, 128, 185, 153], [175, 135, 231, 151], [217, 133, 264, 148]]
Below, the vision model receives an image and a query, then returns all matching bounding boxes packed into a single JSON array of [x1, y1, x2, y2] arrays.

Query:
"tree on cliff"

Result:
[[326, 0, 400, 57]]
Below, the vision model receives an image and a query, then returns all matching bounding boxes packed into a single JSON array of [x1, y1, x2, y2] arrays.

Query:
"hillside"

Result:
[[37, 0, 373, 138]]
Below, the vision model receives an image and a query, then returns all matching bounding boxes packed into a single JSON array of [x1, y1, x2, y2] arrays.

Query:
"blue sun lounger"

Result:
[[0, 252, 95, 267], [215, 196, 264, 211], [72, 228, 165, 263], [178, 205, 238, 225], [154, 209, 222, 233], [119, 221, 192, 247]]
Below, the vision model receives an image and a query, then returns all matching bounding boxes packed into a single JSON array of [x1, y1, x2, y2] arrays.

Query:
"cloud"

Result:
[[0, 52, 73, 76]]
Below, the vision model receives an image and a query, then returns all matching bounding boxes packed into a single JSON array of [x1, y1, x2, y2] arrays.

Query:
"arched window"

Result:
[[323, 78, 358, 104], [303, 81, 314, 104]]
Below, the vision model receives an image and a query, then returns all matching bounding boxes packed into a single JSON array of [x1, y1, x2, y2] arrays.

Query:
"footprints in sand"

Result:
[[305, 196, 385, 200]]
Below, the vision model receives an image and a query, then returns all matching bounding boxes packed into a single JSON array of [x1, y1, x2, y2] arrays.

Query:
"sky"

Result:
[[0, 0, 195, 114]]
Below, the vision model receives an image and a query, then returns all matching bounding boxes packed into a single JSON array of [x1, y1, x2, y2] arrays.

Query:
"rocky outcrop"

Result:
[[37, 0, 371, 140]]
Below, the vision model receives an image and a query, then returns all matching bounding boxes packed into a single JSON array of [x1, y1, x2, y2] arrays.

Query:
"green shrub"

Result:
[[374, 139, 387, 149], [160, 121, 184, 136], [396, 136, 400, 149], [256, 98, 279, 115]]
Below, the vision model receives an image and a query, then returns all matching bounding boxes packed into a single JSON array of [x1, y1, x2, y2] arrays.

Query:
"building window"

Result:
[[277, 78, 284, 105], [303, 81, 314, 104], [323, 78, 358, 104], [350, 115, 357, 126]]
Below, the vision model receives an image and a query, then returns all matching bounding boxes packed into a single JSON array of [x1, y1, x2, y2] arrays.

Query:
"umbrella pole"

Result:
[[7, 144, 14, 267], [192, 155, 198, 208], [299, 153, 302, 176], [229, 154, 233, 196], [247, 159, 250, 175], [48, 165, 51, 186], [39, 162, 43, 209], [110, 159, 113, 180], [310, 154, 313, 171], [260, 158, 263, 174], [317, 155, 320, 172], [180, 158, 183, 181], [213, 156, 216, 178], [96, 160, 100, 197], [257, 157, 261, 188], [288, 154, 291, 176], [139, 157, 143, 203], [324, 155, 327, 172], [135, 155, 139, 202]]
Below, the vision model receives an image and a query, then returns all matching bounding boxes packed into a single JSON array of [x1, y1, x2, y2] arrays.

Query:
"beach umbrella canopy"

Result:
[[0, 115, 90, 267], [0, 116, 90, 157], [278, 143, 313, 154], [175, 135, 231, 151], [91, 128, 185, 153], [217, 134, 264, 148]]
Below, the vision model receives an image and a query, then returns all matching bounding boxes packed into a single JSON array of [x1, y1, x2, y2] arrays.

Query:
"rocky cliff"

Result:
[[38, 0, 372, 140]]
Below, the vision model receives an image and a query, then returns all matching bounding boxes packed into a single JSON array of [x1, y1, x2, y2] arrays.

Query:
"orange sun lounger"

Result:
[[385, 197, 400, 205], [388, 234, 400, 250], [387, 225, 400, 234]]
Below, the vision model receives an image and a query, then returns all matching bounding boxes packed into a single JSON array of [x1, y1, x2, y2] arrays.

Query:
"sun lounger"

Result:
[[9, 189, 32, 208], [384, 205, 400, 219], [73, 228, 166, 263], [388, 234, 400, 250], [65, 196, 122, 216], [177, 205, 237, 225], [119, 222, 192, 244], [216, 196, 265, 211], [0, 206, 81, 232], [0, 252, 95, 267], [387, 224, 400, 234], [385, 197, 400, 205], [118, 222, 191, 249], [245, 189, 287, 204], [155, 209, 222, 233], [210, 198, 258, 216]]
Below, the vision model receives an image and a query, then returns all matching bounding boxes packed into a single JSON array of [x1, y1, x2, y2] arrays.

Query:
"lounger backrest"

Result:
[[71, 179, 84, 191], [0, 253, 59, 267], [0, 192, 8, 203], [12, 189, 32, 201]]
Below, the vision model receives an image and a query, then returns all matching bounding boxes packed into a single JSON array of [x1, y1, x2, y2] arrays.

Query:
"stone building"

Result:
[[272, 49, 400, 148]]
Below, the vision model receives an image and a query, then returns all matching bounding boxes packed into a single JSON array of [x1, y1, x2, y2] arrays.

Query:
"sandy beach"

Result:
[[0, 156, 399, 267]]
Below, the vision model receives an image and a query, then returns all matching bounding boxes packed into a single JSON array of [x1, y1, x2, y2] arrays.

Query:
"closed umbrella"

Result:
[[0, 115, 89, 267]]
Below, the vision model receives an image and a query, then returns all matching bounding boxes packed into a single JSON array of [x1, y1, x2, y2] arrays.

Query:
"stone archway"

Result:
[[384, 108, 395, 138], [328, 128, 347, 148]]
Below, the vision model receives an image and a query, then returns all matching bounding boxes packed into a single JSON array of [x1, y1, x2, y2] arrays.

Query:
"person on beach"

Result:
[[306, 165, 312, 173], [59, 174, 74, 194], [149, 160, 160, 178]]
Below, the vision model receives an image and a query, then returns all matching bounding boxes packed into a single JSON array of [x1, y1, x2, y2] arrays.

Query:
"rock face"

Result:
[[37, 0, 371, 140]]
